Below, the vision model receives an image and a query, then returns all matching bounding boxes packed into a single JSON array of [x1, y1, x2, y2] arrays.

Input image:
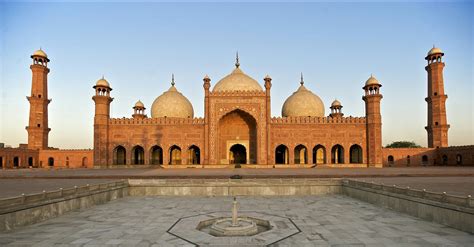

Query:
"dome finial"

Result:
[[171, 73, 175, 86], [300, 72, 304, 85], [235, 51, 240, 68]]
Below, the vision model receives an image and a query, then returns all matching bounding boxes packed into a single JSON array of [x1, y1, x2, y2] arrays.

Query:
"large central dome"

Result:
[[213, 56, 263, 92]]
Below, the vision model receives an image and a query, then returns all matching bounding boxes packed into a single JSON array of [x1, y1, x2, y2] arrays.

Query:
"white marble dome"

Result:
[[427, 47, 443, 56], [213, 67, 263, 92], [96, 77, 110, 88], [282, 81, 325, 117], [32, 49, 48, 58], [365, 75, 380, 86], [151, 84, 194, 118]]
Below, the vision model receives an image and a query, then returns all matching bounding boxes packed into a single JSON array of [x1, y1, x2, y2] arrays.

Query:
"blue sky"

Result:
[[0, 1, 472, 149]]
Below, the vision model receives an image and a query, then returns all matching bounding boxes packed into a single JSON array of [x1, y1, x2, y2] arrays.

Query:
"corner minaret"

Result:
[[363, 75, 383, 167], [425, 46, 449, 148], [92, 77, 113, 165], [26, 49, 51, 150]]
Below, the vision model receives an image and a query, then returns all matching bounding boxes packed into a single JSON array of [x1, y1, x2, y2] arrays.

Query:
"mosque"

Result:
[[0, 48, 472, 168]]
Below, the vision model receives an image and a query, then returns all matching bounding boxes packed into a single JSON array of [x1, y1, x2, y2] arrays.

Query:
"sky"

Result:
[[0, 1, 473, 149]]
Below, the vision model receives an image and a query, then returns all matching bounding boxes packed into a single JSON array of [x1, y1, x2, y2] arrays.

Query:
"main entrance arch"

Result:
[[218, 109, 257, 164], [229, 144, 247, 164]]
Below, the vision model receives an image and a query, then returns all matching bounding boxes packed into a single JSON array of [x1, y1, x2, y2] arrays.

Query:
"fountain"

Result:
[[196, 197, 272, 237]]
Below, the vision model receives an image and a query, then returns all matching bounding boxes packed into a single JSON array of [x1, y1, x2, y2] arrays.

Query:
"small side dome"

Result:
[[427, 46, 443, 56], [282, 75, 325, 117], [365, 74, 380, 86], [331, 99, 342, 107], [96, 77, 110, 87], [151, 76, 194, 118], [134, 100, 145, 108], [32, 49, 48, 58]]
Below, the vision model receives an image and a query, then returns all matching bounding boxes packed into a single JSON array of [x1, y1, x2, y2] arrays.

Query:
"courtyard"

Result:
[[0, 195, 473, 246]]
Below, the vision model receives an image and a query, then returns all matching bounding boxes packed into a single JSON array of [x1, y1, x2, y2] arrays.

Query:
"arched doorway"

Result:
[[312, 145, 326, 164], [218, 109, 257, 164], [188, 145, 200, 164], [114, 146, 126, 165], [0, 156, 3, 168], [442, 155, 448, 165], [132, 146, 145, 165], [331, 144, 344, 164], [82, 157, 88, 167], [48, 157, 54, 167], [294, 145, 307, 164], [349, 144, 363, 163], [13, 157, 19, 167], [150, 146, 163, 165], [422, 155, 428, 165], [28, 157, 33, 167], [275, 144, 289, 164], [169, 145, 182, 165], [229, 144, 246, 164], [456, 154, 462, 165], [388, 155, 394, 166]]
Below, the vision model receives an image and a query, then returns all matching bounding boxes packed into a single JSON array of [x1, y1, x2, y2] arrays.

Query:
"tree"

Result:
[[385, 141, 421, 148]]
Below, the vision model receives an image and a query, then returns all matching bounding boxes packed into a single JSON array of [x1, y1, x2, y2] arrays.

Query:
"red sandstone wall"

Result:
[[106, 119, 205, 165], [270, 119, 367, 165], [382, 148, 436, 167], [0, 148, 39, 168], [436, 146, 474, 166], [38, 149, 93, 168]]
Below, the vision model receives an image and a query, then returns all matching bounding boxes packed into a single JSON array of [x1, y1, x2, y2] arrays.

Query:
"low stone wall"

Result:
[[342, 179, 474, 233], [128, 178, 342, 196], [0, 181, 128, 232]]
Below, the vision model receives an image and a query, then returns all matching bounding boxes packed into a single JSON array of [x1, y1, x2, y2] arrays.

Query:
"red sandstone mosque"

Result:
[[0, 48, 472, 168]]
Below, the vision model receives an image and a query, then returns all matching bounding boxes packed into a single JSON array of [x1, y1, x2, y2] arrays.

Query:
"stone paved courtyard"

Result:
[[0, 195, 472, 246]]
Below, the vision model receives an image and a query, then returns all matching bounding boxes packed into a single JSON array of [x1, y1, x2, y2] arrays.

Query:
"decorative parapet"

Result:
[[109, 117, 205, 125], [0, 181, 128, 214], [209, 90, 266, 97], [343, 179, 473, 209], [270, 116, 366, 124]]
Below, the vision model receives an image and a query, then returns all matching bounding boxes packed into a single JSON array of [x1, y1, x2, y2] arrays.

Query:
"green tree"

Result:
[[385, 141, 421, 148]]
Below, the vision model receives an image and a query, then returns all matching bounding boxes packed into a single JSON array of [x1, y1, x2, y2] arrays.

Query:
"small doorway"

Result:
[[28, 157, 33, 167], [13, 157, 19, 168], [48, 157, 54, 167], [230, 144, 246, 164]]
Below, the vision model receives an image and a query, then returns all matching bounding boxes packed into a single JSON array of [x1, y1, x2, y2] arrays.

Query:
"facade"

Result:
[[0, 48, 472, 168]]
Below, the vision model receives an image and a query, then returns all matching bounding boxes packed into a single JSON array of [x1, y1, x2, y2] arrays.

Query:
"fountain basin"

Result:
[[197, 216, 271, 237]]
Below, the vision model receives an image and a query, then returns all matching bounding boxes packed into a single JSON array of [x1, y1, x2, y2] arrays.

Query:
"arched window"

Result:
[[82, 157, 88, 167], [456, 154, 462, 165], [294, 145, 308, 164], [407, 155, 411, 166], [150, 146, 163, 165], [169, 145, 182, 165], [188, 145, 200, 164], [442, 155, 448, 165], [422, 155, 428, 165], [275, 144, 289, 164], [388, 155, 394, 166], [13, 157, 19, 167], [331, 145, 344, 164], [114, 146, 126, 165], [349, 144, 363, 163], [312, 145, 326, 164], [48, 157, 54, 167], [132, 145, 145, 165]]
